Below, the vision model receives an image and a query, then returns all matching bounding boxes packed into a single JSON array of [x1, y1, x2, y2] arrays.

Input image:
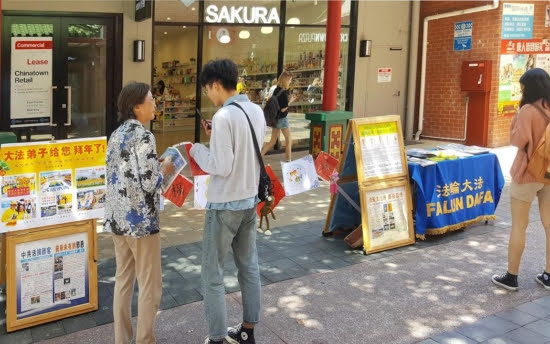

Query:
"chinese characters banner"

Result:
[[498, 39, 550, 116], [0, 138, 106, 232], [15, 232, 88, 319]]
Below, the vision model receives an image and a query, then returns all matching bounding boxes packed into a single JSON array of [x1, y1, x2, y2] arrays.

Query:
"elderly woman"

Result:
[[104, 82, 174, 344]]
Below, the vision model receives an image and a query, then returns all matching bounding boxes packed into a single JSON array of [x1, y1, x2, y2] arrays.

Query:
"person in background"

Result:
[[492, 68, 550, 291], [267, 77, 277, 98], [261, 71, 296, 162], [191, 59, 265, 344], [307, 77, 322, 103], [237, 77, 247, 94], [104, 82, 174, 344], [154, 80, 166, 97]]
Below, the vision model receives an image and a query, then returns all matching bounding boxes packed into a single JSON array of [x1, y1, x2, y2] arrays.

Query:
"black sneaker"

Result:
[[226, 324, 255, 344], [492, 272, 518, 291], [536, 271, 550, 290]]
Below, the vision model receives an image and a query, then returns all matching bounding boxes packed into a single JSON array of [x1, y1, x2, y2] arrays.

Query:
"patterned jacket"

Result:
[[104, 119, 162, 237]]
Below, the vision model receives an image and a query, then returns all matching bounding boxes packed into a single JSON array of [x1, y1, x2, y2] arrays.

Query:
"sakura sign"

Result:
[[205, 5, 280, 24]]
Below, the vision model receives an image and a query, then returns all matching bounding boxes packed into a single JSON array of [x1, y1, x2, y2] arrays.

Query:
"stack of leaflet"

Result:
[[438, 143, 491, 155], [406, 148, 437, 166]]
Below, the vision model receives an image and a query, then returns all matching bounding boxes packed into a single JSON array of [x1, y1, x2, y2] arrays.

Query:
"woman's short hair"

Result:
[[117, 82, 150, 122], [519, 68, 550, 108], [277, 71, 293, 87]]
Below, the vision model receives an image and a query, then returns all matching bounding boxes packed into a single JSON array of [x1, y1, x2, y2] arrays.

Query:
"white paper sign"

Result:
[[366, 186, 410, 248], [377, 68, 392, 83], [10, 37, 53, 126], [281, 155, 320, 196], [193, 175, 210, 209]]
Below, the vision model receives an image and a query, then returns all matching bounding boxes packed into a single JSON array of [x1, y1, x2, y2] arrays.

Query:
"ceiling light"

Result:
[[164, 32, 168, 35], [261, 26, 273, 34], [217, 28, 230, 44], [287, 17, 300, 25], [183, 26, 187, 29], [239, 30, 250, 39], [191, 7, 196, 11], [167, 17, 171, 21]]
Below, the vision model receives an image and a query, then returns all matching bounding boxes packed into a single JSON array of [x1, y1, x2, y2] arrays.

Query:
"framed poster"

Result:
[[5, 220, 98, 332], [351, 116, 408, 184], [359, 179, 415, 254], [0, 138, 106, 233]]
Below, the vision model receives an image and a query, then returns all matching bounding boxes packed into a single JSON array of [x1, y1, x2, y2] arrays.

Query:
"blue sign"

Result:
[[454, 21, 472, 51], [502, 3, 534, 39]]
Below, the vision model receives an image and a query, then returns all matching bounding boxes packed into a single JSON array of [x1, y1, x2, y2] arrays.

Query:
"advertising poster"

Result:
[[193, 175, 210, 209], [10, 37, 53, 127], [498, 39, 550, 116], [281, 155, 320, 196], [501, 3, 534, 39], [0, 138, 106, 232], [15, 232, 89, 320], [357, 122, 403, 179], [365, 186, 410, 249]]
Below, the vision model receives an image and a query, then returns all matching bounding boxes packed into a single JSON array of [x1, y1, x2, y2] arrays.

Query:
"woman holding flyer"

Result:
[[104, 82, 174, 344]]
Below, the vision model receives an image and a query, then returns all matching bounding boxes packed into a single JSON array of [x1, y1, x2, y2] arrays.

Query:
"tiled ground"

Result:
[[0, 214, 510, 343]]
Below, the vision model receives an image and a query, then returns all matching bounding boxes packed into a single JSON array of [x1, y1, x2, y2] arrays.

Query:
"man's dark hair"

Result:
[[117, 82, 150, 122], [519, 68, 550, 109], [199, 59, 238, 91]]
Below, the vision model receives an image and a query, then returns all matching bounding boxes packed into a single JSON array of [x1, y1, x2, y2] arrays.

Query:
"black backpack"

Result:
[[263, 89, 284, 127]]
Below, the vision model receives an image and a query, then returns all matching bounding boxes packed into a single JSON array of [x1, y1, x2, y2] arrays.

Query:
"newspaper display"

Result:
[[357, 122, 403, 179], [15, 232, 88, 320]]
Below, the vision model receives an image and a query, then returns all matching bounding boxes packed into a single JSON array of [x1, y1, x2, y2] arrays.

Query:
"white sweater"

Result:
[[190, 99, 266, 203]]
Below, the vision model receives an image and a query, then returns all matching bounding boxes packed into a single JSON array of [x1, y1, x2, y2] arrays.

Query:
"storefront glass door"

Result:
[[2, 15, 119, 142]]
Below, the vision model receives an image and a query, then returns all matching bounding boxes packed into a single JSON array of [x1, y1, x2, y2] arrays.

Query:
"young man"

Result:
[[190, 59, 266, 344]]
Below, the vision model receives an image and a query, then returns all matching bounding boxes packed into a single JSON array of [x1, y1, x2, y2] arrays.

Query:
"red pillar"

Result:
[[322, 0, 342, 111]]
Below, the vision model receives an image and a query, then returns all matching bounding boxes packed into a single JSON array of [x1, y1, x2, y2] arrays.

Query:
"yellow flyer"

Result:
[[0, 137, 106, 232]]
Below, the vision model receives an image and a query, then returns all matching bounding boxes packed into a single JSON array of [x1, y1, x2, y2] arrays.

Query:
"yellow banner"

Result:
[[0, 138, 106, 232], [358, 122, 397, 137]]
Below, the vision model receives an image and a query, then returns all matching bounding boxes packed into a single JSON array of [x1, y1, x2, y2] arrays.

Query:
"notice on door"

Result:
[[377, 68, 392, 83], [10, 37, 53, 127]]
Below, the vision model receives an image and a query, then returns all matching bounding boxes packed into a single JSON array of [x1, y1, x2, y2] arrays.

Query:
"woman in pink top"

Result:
[[492, 68, 550, 291]]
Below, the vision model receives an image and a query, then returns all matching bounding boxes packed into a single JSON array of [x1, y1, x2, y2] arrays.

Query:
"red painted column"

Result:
[[322, 0, 342, 111]]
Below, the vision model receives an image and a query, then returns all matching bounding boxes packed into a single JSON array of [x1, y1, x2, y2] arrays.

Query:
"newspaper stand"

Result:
[[0, 138, 104, 332], [324, 115, 415, 254]]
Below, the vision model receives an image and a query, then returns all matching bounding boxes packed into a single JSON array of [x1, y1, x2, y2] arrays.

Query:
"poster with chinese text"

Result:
[[0, 138, 106, 232], [356, 122, 404, 180], [15, 232, 89, 320], [281, 155, 320, 196]]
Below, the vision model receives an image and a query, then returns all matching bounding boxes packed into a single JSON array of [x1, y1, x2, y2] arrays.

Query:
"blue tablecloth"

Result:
[[408, 153, 505, 238]]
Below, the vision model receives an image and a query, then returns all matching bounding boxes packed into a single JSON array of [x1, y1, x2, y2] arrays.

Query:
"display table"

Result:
[[408, 153, 505, 238]]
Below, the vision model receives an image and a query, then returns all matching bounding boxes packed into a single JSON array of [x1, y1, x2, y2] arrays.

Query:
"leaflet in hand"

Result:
[[162, 175, 193, 207], [160, 147, 187, 192], [180, 142, 208, 176]]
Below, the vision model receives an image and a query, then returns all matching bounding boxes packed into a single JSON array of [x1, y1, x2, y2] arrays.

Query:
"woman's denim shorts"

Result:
[[275, 117, 289, 129]]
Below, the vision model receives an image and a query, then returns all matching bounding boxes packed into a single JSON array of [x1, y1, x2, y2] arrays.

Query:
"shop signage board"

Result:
[[205, 5, 280, 24], [0, 138, 107, 233], [298, 32, 349, 43], [10, 37, 53, 127], [497, 39, 550, 116], [377, 68, 392, 83], [324, 116, 414, 254], [501, 3, 534, 39], [135, 0, 152, 22], [454, 21, 472, 51], [5, 220, 97, 332]]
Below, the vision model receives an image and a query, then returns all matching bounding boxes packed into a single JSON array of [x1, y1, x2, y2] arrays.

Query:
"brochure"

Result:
[[162, 175, 193, 208], [314, 151, 339, 182], [406, 148, 437, 159], [281, 155, 320, 196], [179, 142, 208, 176], [160, 147, 187, 192], [438, 143, 491, 155]]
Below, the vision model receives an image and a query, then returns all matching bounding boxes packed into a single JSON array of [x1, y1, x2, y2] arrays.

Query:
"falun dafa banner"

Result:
[[0, 137, 106, 232]]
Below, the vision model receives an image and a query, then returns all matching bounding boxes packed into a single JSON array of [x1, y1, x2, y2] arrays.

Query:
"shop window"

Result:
[[153, 25, 199, 150], [201, 25, 280, 122], [154, 0, 199, 23], [285, 0, 350, 26], [204, 0, 281, 25]]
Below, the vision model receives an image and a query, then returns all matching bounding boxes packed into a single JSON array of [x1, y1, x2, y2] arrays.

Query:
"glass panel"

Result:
[[153, 26, 198, 153], [201, 25, 279, 144], [66, 24, 107, 138], [10, 24, 54, 142], [285, 0, 350, 26], [284, 26, 350, 149], [204, 0, 281, 25], [155, 0, 199, 23]]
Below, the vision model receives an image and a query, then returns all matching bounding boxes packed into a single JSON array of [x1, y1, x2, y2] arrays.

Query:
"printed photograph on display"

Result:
[[75, 166, 106, 189], [1, 173, 37, 198], [281, 155, 320, 196], [76, 189, 105, 211], [360, 181, 414, 254], [0, 197, 37, 226], [56, 194, 72, 213], [39, 170, 72, 194]]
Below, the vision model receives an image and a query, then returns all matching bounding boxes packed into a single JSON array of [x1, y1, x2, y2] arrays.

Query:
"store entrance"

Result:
[[1, 14, 122, 142]]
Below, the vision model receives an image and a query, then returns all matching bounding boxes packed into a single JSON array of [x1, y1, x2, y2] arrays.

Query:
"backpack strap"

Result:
[[531, 103, 550, 122], [531, 103, 550, 165]]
